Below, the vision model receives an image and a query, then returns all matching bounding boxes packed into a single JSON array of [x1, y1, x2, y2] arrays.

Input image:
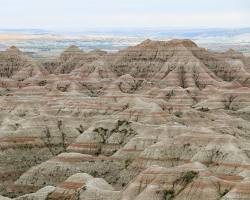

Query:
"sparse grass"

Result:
[[222, 95, 237, 110], [57, 120, 67, 151], [174, 111, 183, 118], [162, 189, 175, 200], [76, 124, 84, 133], [38, 80, 47, 86], [179, 66, 187, 88], [174, 171, 198, 185], [93, 127, 109, 143], [220, 188, 229, 197], [125, 159, 132, 168], [42, 126, 56, 156], [198, 107, 209, 112]]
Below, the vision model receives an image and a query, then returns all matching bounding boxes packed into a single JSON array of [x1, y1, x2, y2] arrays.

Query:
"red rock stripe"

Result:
[[58, 181, 84, 190], [0, 136, 37, 142]]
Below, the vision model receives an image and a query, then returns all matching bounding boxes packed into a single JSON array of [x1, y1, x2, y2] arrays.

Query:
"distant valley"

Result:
[[1, 28, 250, 59]]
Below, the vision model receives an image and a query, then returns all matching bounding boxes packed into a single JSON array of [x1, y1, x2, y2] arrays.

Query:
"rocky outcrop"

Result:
[[1, 39, 250, 199]]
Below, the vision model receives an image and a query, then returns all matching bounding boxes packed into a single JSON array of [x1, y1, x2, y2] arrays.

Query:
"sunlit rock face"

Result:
[[1, 39, 250, 199]]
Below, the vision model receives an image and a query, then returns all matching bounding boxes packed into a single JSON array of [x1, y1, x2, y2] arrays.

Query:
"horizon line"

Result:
[[1, 27, 250, 32]]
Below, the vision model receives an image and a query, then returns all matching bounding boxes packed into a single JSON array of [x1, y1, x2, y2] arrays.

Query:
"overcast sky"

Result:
[[0, 0, 250, 30]]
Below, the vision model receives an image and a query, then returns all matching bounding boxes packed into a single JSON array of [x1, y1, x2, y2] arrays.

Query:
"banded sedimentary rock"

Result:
[[1, 39, 250, 199]]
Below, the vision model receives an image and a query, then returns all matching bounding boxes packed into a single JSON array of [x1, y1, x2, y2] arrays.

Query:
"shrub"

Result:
[[174, 111, 183, 118], [174, 171, 198, 185], [220, 189, 229, 197], [162, 189, 175, 200]]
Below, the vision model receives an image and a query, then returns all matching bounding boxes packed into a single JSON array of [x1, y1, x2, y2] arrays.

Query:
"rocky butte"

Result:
[[0, 39, 250, 199]]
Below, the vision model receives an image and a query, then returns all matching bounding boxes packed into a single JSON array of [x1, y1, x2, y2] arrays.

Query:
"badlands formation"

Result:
[[0, 39, 250, 199]]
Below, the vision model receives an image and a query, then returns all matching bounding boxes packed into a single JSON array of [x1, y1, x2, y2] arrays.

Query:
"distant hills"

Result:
[[1, 27, 250, 38], [0, 28, 250, 58]]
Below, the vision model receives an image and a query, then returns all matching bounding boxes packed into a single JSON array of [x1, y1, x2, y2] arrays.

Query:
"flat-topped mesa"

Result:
[[110, 38, 250, 86], [137, 38, 198, 49], [110, 39, 207, 80]]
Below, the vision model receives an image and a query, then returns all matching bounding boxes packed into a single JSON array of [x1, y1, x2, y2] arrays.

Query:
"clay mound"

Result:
[[44, 46, 107, 75], [121, 162, 234, 200], [110, 39, 179, 78], [60, 45, 83, 62], [112, 95, 168, 124], [67, 119, 137, 156], [111, 74, 143, 94], [1, 40, 250, 199], [48, 173, 93, 199], [13, 152, 125, 195], [41, 59, 61, 74], [221, 178, 250, 200], [14, 186, 55, 200], [194, 86, 250, 111], [87, 61, 116, 81], [193, 48, 250, 86], [110, 39, 221, 92], [156, 49, 220, 89], [192, 135, 250, 174], [0, 46, 42, 80], [48, 173, 120, 200]]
